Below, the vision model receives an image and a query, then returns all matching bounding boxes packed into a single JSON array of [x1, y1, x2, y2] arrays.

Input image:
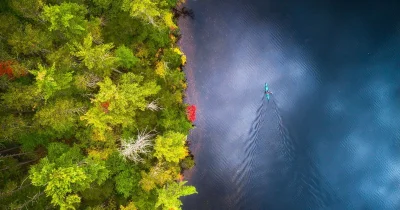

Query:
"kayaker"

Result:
[[265, 83, 272, 100]]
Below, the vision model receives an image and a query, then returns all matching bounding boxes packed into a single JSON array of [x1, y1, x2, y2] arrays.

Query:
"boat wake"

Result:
[[270, 99, 296, 163], [230, 94, 266, 207], [232, 92, 297, 206]]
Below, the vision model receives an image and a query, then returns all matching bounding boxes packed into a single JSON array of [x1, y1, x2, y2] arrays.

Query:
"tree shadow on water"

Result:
[[173, 7, 195, 19]]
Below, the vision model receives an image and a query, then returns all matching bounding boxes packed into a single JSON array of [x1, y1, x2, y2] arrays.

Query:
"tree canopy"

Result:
[[0, 0, 196, 209]]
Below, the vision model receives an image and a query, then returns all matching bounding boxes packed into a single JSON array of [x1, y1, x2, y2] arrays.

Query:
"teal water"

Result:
[[180, 0, 400, 209]]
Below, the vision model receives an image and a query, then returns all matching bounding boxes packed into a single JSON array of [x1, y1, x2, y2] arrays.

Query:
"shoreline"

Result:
[[178, 3, 204, 182]]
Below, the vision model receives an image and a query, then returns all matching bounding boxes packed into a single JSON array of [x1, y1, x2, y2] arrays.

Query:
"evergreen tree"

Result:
[[73, 34, 117, 77], [8, 24, 52, 55], [41, 2, 88, 40], [29, 63, 73, 102], [116, 45, 139, 69], [33, 98, 84, 137], [9, 0, 43, 20]]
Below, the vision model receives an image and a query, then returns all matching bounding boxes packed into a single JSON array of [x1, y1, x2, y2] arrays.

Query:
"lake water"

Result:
[[179, 0, 400, 209]]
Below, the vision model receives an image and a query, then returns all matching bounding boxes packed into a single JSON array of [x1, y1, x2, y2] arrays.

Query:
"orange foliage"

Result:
[[0, 61, 13, 78], [0, 60, 28, 79], [101, 101, 110, 113], [177, 173, 184, 182]]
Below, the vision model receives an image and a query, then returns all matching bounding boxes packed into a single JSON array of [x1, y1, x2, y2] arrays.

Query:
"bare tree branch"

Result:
[[85, 73, 101, 88], [0, 159, 38, 171], [146, 98, 162, 111], [0, 146, 21, 154], [0, 183, 32, 198], [119, 129, 156, 163], [0, 152, 31, 159], [64, 106, 87, 115], [16, 191, 44, 210]]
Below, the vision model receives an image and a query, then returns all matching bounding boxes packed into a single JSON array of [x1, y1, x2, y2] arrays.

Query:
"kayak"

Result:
[[265, 83, 270, 100]]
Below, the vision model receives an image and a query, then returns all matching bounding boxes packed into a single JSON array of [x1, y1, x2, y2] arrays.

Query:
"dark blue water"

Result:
[[180, 0, 400, 209]]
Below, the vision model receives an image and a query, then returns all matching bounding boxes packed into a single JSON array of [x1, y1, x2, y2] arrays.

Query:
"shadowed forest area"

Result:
[[0, 0, 197, 209]]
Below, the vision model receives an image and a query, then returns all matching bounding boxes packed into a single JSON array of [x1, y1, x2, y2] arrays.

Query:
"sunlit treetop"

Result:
[[41, 2, 88, 40], [29, 63, 73, 102]]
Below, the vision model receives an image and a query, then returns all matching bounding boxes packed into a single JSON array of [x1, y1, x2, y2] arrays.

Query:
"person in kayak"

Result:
[[265, 83, 272, 100]]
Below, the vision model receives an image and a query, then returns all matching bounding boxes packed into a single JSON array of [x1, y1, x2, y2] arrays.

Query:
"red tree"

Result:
[[0, 61, 13, 78], [186, 105, 196, 122], [100, 101, 110, 113]]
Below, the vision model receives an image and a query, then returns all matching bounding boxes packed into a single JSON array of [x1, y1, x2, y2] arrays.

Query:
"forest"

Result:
[[0, 0, 197, 209]]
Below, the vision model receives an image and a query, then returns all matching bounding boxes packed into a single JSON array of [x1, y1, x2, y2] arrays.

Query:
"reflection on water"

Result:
[[180, 0, 400, 209]]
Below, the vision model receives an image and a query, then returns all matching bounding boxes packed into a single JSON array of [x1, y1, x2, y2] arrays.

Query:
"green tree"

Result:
[[9, 0, 43, 20], [1, 83, 40, 111], [0, 114, 28, 143], [0, 13, 20, 40], [32, 163, 86, 209], [121, 0, 164, 26], [73, 34, 117, 76], [80, 180, 113, 204], [105, 152, 129, 176], [131, 189, 158, 210], [115, 168, 141, 198], [162, 48, 182, 69], [46, 46, 74, 72], [159, 106, 192, 134], [33, 98, 85, 136], [47, 143, 84, 166], [103, 12, 142, 46], [41, 2, 88, 40], [29, 63, 73, 101], [116, 45, 139, 69], [29, 144, 109, 209], [92, 0, 114, 9], [81, 73, 160, 140], [154, 131, 188, 163], [106, 153, 143, 200], [79, 102, 113, 141], [8, 24, 52, 55], [155, 181, 197, 210], [87, 18, 104, 44], [140, 163, 180, 192]]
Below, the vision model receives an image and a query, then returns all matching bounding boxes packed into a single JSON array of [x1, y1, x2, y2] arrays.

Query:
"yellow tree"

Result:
[[41, 2, 88, 40], [73, 34, 117, 77], [155, 181, 197, 210], [81, 73, 160, 141], [122, 0, 164, 26], [153, 131, 189, 163], [29, 144, 109, 209]]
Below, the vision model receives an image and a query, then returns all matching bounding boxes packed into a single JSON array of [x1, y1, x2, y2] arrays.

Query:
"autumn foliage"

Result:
[[186, 105, 196, 122], [101, 101, 110, 113], [0, 0, 197, 209], [0, 61, 13, 78], [177, 173, 184, 182]]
